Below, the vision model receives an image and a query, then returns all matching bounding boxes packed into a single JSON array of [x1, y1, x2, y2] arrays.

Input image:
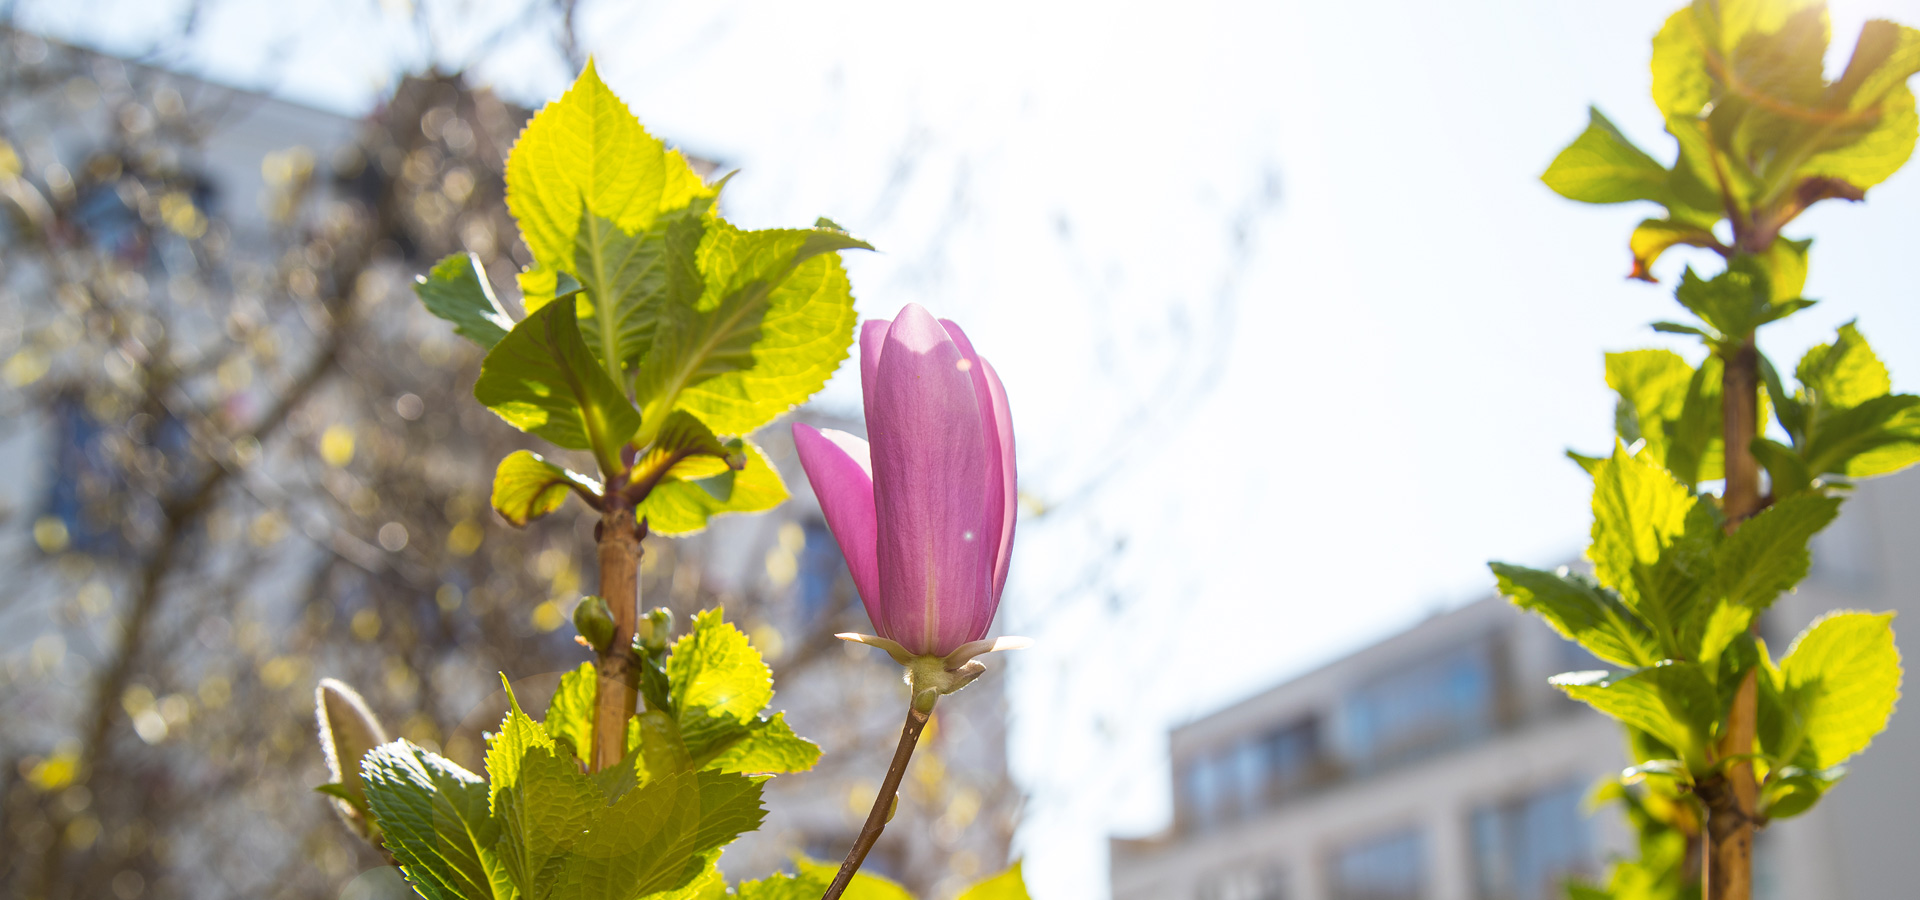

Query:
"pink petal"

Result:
[[979, 356, 1017, 604], [870, 303, 989, 656], [859, 318, 890, 430], [939, 319, 1012, 632], [791, 423, 880, 619]]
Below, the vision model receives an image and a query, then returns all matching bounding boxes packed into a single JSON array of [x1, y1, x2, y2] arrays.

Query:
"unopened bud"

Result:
[[885, 793, 899, 824], [636, 606, 674, 654], [573, 595, 615, 652], [314, 678, 389, 842]]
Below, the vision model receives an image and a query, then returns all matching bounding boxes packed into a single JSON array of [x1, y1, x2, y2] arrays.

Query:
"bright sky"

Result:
[[26, 1, 1920, 897]]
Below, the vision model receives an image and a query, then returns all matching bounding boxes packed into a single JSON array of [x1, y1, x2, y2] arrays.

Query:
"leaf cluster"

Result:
[[412, 62, 872, 535], [1542, 0, 1920, 277]]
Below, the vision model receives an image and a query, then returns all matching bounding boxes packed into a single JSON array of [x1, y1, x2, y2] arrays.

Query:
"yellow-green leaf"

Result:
[[492, 450, 601, 527], [637, 438, 787, 537], [1781, 611, 1903, 768]]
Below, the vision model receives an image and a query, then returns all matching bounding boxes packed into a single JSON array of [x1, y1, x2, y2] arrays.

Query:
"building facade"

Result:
[[1112, 467, 1920, 900]]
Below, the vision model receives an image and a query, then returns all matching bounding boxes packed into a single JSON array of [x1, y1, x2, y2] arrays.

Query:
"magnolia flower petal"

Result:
[[792, 423, 881, 613], [835, 632, 915, 666], [978, 357, 1017, 603], [859, 317, 891, 431], [871, 303, 990, 656], [938, 318, 1007, 641]]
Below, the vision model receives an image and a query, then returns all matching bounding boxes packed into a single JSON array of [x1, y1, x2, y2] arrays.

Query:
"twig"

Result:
[[821, 699, 934, 900]]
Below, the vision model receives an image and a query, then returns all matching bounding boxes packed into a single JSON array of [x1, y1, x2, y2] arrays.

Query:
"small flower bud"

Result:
[[636, 606, 674, 654]]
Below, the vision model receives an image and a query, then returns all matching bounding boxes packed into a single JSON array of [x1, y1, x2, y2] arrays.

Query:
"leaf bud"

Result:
[[572, 595, 615, 652], [314, 678, 389, 843], [636, 606, 674, 654]]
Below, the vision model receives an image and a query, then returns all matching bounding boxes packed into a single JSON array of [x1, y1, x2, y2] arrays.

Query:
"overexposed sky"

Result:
[[26, 1, 1920, 897]]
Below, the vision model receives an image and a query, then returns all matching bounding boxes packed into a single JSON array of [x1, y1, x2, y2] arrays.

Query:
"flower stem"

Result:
[[821, 697, 935, 900]]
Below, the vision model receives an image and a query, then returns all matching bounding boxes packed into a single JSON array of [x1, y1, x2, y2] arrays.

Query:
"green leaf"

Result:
[[958, 863, 1032, 900], [416, 252, 515, 350], [1711, 492, 1843, 611], [1588, 444, 1716, 657], [574, 199, 712, 378], [1802, 393, 1920, 477], [634, 223, 871, 442], [1490, 563, 1659, 669], [690, 771, 767, 853], [1800, 84, 1919, 191], [1798, 322, 1891, 413], [1607, 349, 1692, 456], [704, 712, 822, 775], [1543, 107, 1674, 204], [1780, 611, 1903, 769], [361, 740, 512, 900], [505, 61, 714, 307], [546, 662, 598, 764], [475, 297, 641, 475], [1759, 765, 1846, 820], [636, 438, 788, 537], [628, 411, 742, 497], [1668, 353, 1726, 486], [1652, 9, 1711, 119], [493, 450, 603, 527], [1628, 218, 1719, 281], [1553, 663, 1718, 765], [1752, 437, 1815, 498], [667, 610, 774, 762], [652, 854, 727, 900], [496, 739, 602, 899], [1674, 263, 1771, 338], [549, 772, 701, 900], [1762, 236, 1812, 304]]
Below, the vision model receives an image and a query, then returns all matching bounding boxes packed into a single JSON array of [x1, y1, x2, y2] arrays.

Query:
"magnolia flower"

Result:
[[793, 304, 1026, 675]]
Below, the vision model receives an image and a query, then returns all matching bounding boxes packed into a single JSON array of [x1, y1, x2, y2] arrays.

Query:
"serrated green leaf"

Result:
[[1553, 663, 1717, 764], [1543, 107, 1674, 205], [958, 862, 1032, 900], [1803, 393, 1920, 477], [629, 411, 740, 497], [493, 450, 603, 527], [636, 438, 787, 537], [1668, 353, 1725, 486], [475, 297, 641, 474], [549, 772, 700, 900], [634, 224, 870, 442], [1607, 350, 1692, 456], [1588, 444, 1716, 657], [1759, 765, 1846, 819], [1652, 9, 1711, 119], [1752, 437, 1815, 498], [1800, 84, 1919, 191], [1711, 492, 1843, 611], [361, 740, 512, 900], [667, 610, 774, 759], [690, 772, 766, 854], [1798, 322, 1891, 413], [1674, 263, 1772, 338], [547, 662, 598, 767], [1698, 602, 1757, 669], [705, 712, 822, 775], [574, 200, 712, 379], [485, 685, 602, 899], [1780, 611, 1903, 769], [1492, 563, 1659, 669], [650, 853, 726, 900], [505, 61, 714, 311], [417, 252, 516, 350]]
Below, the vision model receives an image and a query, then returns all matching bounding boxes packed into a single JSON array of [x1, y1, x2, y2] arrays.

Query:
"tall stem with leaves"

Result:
[[1499, 4, 1920, 899]]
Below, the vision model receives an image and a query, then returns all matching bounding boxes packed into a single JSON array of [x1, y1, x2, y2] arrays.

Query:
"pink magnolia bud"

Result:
[[793, 303, 1016, 659]]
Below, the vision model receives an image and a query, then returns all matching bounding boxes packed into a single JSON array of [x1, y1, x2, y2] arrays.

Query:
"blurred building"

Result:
[[1110, 467, 1920, 900]]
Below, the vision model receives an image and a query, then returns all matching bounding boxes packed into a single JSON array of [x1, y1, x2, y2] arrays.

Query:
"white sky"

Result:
[[26, 1, 1920, 897]]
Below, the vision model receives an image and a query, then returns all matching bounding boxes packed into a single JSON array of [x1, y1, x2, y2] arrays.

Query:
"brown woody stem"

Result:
[[1705, 331, 1762, 900], [591, 503, 643, 772], [821, 698, 934, 900]]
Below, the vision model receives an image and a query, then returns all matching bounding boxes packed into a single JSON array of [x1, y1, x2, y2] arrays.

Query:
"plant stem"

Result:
[[1703, 332, 1762, 900], [591, 503, 643, 772], [821, 699, 934, 900]]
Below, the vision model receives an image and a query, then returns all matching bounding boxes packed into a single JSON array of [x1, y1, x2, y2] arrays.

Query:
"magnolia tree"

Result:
[[313, 64, 1030, 900], [1493, 2, 1917, 900]]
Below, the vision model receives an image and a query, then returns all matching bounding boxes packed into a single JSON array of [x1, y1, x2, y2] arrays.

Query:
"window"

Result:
[[1331, 829, 1424, 900], [1197, 865, 1287, 900], [793, 518, 848, 620], [1471, 781, 1594, 900], [1179, 717, 1324, 832], [1343, 637, 1501, 771], [1180, 752, 1228, 832], [1259, 717, 1323, 801]]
